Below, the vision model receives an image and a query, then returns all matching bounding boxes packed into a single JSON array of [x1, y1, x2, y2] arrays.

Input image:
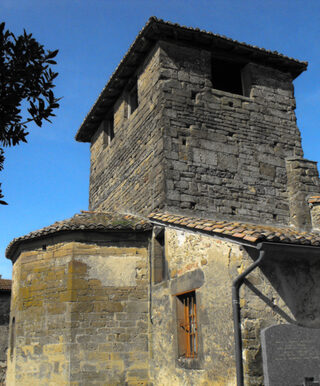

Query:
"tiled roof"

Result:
[[309, 196, 320, 204], [76, 16, 307, 142], [0, 278, 12, 292], [6, 211, 152, 260], [149, 212, 320, 246]]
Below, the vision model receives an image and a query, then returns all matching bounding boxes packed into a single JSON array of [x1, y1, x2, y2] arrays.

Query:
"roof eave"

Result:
[[0, 289, 11, 293], [6, 226, 152, 263], [148, 212, 320, 248], [75, 17, 308, 143]]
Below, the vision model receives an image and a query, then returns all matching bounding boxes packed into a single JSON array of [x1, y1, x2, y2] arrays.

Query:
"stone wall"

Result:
[[88, 39, 320, 225], [150, 227, 320, 386], [6, 234, 151, 385], [158, 41, 319, 225], [309, 196, 320, 230], [7, 225, 320, 385], [89, 44, 165, 215], [242, 244, 320, 385], [286, 158, 320, 229], [0, 292, 10, 385], [151, 228, 240, 385]]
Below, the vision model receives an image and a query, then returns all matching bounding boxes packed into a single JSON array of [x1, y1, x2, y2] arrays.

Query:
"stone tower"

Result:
[[77, 17, 319, 230], [5, 18, 320, 386]]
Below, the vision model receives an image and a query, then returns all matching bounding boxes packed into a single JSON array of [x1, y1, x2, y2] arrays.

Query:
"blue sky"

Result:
[[1, 0, 320, 278]]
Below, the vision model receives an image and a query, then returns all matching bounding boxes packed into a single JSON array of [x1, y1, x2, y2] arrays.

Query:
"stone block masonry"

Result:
[[151, 227, 320, 385], [309, 196, 320, 230], [89, 44, 166, 216], [286, 158, 320, 230], [6, 237, 151, 385], [159, 41, 318, 226], [0, 290, 10, 385], [88, 38, 320, 227]]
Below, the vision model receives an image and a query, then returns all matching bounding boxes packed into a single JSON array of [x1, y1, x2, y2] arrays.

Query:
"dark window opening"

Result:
[[179, 134, 188, 161], [152, 227, 165, 284], [128, 82, 138, 115], [107, 117, 114, 144], [190, 202, 196, 210], [102, 116, 114, 146], [10, 317, 15, 360], [212, 58, 244, 95], [176, 291, 198, 358]]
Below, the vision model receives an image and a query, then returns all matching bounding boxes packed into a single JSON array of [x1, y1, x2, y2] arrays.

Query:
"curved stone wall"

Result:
[[6, 235, 151, 385]]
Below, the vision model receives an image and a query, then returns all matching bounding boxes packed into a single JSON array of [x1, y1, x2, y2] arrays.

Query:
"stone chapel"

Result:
[[5, 17, 320, 385]]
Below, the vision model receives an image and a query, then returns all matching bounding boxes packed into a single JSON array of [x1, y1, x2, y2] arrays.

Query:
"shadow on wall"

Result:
[[245, 245, 320, 328]]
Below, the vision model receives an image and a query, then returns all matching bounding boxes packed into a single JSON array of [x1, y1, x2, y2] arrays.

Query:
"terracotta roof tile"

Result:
[[309, 196, 320, 204], [149, 212, 320, 247], [233, 233, 246, 238], [243, 235, 259, 243], [6, 212, 152, 260]]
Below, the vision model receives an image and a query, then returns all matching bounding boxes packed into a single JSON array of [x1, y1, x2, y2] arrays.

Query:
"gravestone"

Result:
[[261, 324, 320, 386]]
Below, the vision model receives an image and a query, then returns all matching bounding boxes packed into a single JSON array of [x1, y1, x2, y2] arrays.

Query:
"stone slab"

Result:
[[261, 324, 320, 386]]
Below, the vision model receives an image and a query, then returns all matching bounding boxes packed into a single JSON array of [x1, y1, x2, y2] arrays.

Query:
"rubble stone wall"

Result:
[[89, 44, 165, 215], [286, 158, 320, 229], [158, 41, 320, 225], [310, 201, 320, 230], [89, 39, 320, 225], [151, 227, 320, 386], [0, 292, 10, 385]]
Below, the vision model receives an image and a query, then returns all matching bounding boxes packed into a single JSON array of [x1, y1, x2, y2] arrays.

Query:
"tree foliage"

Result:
[[0, 22, 60, 204]]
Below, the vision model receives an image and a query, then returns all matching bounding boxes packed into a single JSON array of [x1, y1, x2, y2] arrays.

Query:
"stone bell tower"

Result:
[[5, 17, 320, 386], [76, 17, 319, 229]]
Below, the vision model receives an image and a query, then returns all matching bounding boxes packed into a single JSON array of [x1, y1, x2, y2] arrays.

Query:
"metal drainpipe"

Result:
[[149, 237, 153, 325], [232, 245, 266, 386]]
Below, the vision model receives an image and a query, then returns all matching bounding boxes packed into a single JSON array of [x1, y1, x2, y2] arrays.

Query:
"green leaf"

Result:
[[0, 23, 61, 203]]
